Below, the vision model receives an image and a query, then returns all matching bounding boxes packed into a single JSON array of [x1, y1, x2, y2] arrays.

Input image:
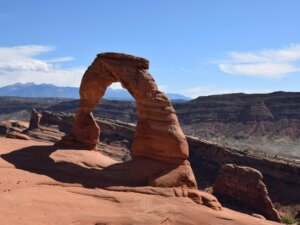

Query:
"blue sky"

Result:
[[0, 0, 300, 97]]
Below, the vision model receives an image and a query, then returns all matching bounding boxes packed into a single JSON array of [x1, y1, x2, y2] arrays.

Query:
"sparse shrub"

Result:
[[281, 215, 297, 224]]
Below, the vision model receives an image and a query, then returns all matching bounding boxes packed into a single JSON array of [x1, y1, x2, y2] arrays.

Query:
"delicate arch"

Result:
[[67, 53, 189, 164]]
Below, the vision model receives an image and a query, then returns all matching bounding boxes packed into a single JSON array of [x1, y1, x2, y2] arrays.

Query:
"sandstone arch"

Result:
[[60, 52, 197, 188]]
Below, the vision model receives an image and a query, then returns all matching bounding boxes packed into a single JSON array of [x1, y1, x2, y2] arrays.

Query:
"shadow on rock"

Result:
[[1, 145, 185, 188]]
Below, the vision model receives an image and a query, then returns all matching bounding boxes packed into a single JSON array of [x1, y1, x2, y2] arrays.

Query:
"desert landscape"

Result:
[[0, 52, 299, 225], [1, 1, 300, 224]]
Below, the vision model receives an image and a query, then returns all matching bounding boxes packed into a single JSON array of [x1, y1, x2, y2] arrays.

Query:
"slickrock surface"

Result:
[[213, 164, 281, 222], [0, 138, 280, 225], [59, 52, 197, 188]]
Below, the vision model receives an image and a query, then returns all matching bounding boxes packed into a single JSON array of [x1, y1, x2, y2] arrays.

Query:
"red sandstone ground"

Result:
[[0, 138, 280, 225]]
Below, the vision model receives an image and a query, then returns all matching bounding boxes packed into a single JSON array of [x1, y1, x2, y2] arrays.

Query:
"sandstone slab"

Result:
[[0, 138, 280, 225]]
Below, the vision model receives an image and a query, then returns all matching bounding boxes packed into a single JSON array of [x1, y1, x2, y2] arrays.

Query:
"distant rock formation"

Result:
[[58, 53, 198, 189], [28, 108, 41, 129], [213, 164, 281, 222]]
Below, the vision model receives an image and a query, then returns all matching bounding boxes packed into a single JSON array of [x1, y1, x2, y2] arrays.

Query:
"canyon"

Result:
[[1, 110, 299, 221], [1, 91, 299, 159]]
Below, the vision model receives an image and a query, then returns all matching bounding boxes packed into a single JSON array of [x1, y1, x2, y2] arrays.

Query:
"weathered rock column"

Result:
[[28, 108, 41, 129]]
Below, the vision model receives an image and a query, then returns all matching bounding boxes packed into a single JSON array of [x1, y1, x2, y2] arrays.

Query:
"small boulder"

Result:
[[6, 131, 31, 140]]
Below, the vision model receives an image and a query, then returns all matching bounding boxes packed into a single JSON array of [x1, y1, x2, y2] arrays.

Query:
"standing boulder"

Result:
[[29, 108, 41, 129], [213, 164, 281, 222]]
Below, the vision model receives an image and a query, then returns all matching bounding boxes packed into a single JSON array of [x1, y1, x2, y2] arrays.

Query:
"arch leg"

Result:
[[58, 62, 116, 149]]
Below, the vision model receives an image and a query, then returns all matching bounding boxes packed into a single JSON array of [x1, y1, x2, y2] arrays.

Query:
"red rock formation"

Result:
[[0, 120, 28, 134], [213, 164, 281, 222], [0, 120, 30, 140], [58, 53, 197, 189], [28, 108, 41, 129]]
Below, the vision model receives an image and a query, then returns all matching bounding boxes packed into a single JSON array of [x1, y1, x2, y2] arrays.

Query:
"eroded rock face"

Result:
[[58, 52, 197, 188], [213, 164, 281, 222]]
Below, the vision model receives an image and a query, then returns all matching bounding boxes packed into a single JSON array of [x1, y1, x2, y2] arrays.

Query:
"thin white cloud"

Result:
[[218, 44, 300, 78], [263, 45, 300, 62], [219, 63, 298, 78], [227, 52, 269, 63], [180, 85, 272, 98], [0, 45, 84, 87], [0, 59, 50, 72], [0, 45, 54, 72], [0, 68, 84, 87], [180, 85, 215, 98], [45, 56, 74, 63]]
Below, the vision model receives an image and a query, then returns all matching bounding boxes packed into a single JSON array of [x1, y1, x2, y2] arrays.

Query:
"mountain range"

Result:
[[0, 83, 191, 101]]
